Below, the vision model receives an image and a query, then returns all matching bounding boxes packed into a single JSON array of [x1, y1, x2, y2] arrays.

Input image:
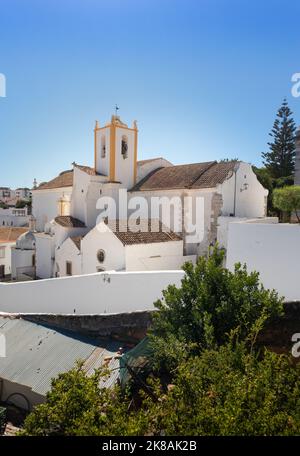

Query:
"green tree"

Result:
[[20, 362, 132, 436], [15, 199, 27, 209], [149, 248, 283, 373], [262, 99, 296, 179], [21, 343, 300, 436], [273, 186, 300, 223], [139, 343, 300, 436], [253, 166, 294, 216]]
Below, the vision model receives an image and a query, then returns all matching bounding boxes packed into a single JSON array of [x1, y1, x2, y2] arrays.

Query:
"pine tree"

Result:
[[262, 99, 296, 178]]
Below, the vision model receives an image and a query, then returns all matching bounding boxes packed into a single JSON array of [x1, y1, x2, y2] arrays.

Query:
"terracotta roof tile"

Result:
[[35, 163, 105, 191], [131, 161, 238, 191], [0, 227, 29, 244], [36, 170, 74, 190], [106, 219, 182, 245], [192, 161, 237, 188], [55, 216, 86, 228]]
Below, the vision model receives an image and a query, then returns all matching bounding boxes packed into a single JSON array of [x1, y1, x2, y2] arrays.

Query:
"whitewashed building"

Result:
[[55, 219, 194, 277], [12, 114, 268, 279], [0, 206, 30, 227], [0, 227, 29, 278]]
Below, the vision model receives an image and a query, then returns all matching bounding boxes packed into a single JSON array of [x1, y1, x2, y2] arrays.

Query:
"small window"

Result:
[[121, 136, 128, 159], [66, 261, 72, 276], [101, 136, 106, 158], [97, 249, 105, 263], [32, 254, 36, 267]]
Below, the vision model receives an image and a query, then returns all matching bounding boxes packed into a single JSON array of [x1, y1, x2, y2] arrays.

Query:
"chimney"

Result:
[[29, 214, 36, 231], [295, 126, 300, 186]]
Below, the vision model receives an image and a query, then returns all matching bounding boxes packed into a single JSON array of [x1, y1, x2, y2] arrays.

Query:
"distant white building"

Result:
[[0, 227, 29, 278], [12, 114, 268, 280], [0, 187, 31, 206], [15, 188, 31, 200], [0, 206, 30, 227], [11, 230, 36, 281]]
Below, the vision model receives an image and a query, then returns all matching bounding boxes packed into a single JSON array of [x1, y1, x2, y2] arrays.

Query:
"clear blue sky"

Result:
[[1, 0, 300, 188]]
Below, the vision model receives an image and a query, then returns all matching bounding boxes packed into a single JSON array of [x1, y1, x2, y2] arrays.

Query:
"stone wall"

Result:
[[20, 302, 300, 355], [3, 302, 299, 357], [21, 310, 153, 343]]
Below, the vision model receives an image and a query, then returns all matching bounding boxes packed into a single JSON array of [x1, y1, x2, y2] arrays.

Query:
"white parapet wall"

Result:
[[217, 216, 279, 249], [0, 270, 185, 314], [226, 221, 300, 301]]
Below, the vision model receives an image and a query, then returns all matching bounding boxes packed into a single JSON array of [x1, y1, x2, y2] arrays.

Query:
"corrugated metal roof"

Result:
[[0, 317, 122, 396]]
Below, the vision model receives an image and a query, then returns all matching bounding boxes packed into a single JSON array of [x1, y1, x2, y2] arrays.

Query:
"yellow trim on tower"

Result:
[[94, 120, 99, 171], [110, 122, 116, 181], [133, 124, 138, 184]]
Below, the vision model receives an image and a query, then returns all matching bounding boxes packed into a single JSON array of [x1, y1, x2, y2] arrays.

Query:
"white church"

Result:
[[11, 114, 268, 280]]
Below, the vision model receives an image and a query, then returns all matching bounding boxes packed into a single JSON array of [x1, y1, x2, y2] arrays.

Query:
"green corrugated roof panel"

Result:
[[0, 317, 121, 396], [119, 337, 152, 388]]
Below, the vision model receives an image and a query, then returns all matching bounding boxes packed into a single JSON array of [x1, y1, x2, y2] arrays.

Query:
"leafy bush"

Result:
[[273, 186, 300, 222], [149, 248, 283, 373]]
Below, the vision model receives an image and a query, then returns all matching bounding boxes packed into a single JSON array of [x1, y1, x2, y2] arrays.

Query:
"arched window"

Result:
[[121, 135, 128, 159], [97, 249, 105, 263], [101, 136, 106, 158]]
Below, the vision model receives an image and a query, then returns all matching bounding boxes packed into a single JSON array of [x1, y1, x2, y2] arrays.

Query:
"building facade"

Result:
[[12, 114, 268, 280]]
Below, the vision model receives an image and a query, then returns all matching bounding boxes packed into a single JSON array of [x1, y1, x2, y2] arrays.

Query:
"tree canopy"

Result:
[[262, 99, 296, 179], [273, 186, 300, 223]]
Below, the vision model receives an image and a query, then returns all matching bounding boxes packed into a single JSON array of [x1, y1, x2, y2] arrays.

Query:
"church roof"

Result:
[[55, 216, 86, 228], [0, 227, 29, 244], [35, 165, 102, 191], [131, 161, 238, 192], [106, 219, 182, 246], [36, 170, 74, 190]]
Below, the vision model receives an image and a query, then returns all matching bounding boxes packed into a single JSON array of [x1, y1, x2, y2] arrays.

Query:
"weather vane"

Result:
[[115, 104, 119, 116]]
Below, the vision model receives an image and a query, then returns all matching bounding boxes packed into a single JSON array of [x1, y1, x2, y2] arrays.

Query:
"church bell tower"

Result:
[[94, 115, 138, 189]]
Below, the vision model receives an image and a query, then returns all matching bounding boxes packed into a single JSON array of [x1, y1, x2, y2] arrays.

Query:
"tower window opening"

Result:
[[101, 136, 106, 158], [121, 136, 128, 159]]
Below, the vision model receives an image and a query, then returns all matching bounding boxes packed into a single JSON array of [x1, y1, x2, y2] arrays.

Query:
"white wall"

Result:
[[33, 187, 72, 232], [219, 163, 268, 218], [0, 270, 185, 314], [35, 234, 55, 279], [217, 216, 269, 249], [125, 241, 195, 271], [0, 242, 14, 275], [56, 238, 82, 277], [226, 221, 300, 301], [70, 167, 90, 225], [0, 207, 29, 227], [81, 225, 125, 273], [11, 247, 35, 280]]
